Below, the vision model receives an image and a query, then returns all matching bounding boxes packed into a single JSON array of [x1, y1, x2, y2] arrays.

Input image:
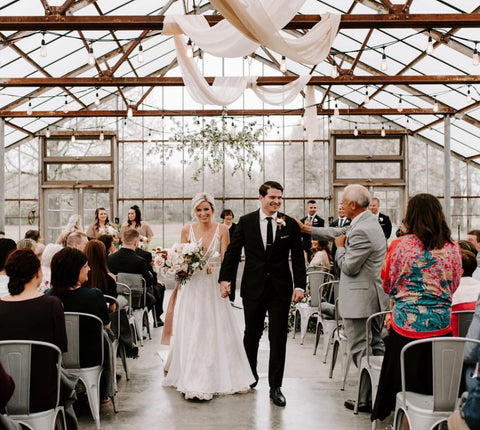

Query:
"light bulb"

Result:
[[230, 121, 236, 135], [45, 127, 51, 138], [300, 115, 305, 127], [27, 100, 32, 116], [88, 44, 95, 66], [329, 118, 333, 131], [397, 96, 403, 112], [186, 39, 193, 58], [473, 43, 479, 66], [467, 85, 472, 102], [127, 106, 133, 118], [364, 88, 370, 104], [280, 56, 287, 73], [147, 130, 152, 143], [137, 44, 144, 64], [426, 33, 434, 54], [354, 123, 358, 136], [99, 128, 104, 141], [406, 118, 410, 131], [71, 134, 75, 143], [161, 115, 165, 129], [94, 90, 100, 106], [433, 98, 439, 113], [302, 128, 307, 139], [40, 35, 47, 58], [381, 47, 388, 71], [334, 102, 339, 116], [330, 58, 338, 78], [63, 98, 69, 114], [381, 125, 386, 137]]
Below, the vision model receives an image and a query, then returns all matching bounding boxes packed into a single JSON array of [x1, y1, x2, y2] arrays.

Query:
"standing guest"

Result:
[[329, 203, 351, 277], [39, 243, 63, 292], [56, 214, 83, 246], [119, 205, 153, 250], [83, 240, 118, 311], [0, 249, 67, 413], [300, 200, 324, 262], [371, 193, 462, 422], [221, 209, 239, 304], [369, 197, 392, 240], [0, 239, 17, 298], [308, 240, 332, 269], [220, 181, 306, 407], [86, 207, 118, 242], [66, 231, 88, 252]]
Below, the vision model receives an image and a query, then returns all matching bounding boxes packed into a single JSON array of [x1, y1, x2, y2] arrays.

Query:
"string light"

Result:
[[147, 129, 152, 143], [71, 133, 75, 143], [381, 47, 388, 71], [160, 115, 165, 129], [381, 122, 386, 137], [426, 32, 434, 54], [354, 123, 359, 136], [330, 56, 338, 78], [406, 117, 410, 131], [27, 99, 32, 116], [302, 128, 307, 139], [127, 106, 133, 118], [137, 44, 144, 64], [433, 98, 439, 113], [40, 32, 47, 58], [186, 39, 193, 58], [364, 87, 370, 104], [473, 42, 480, 66], [397, 96, 403, 112], [94, 88, 100, 106], [300, 115, 305, 127], [62, 96, 69, 114], [329, 117, 333, 131], [230, 121, 236, 135], [334, 101, 339, 116], [280, 56, 287, 73], [45, 127, 51, 138], [88, 43, 95, 66], [467, 85, 472, 102], [99, 127, 104, 141]]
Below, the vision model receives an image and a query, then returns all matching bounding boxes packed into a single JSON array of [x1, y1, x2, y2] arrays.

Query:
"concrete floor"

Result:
[[76, 294, 391, 430]]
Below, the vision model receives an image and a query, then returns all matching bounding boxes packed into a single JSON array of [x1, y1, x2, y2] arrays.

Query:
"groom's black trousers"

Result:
[[242, 284, 290, 389]]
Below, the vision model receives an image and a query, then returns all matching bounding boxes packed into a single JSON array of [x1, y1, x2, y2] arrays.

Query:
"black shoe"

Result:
[[269, 387, 286, 407], [156, 318, 164, 327], [344, 399, 371, 413], [250, 375, 259, 389], [115, 372, 122, 381]]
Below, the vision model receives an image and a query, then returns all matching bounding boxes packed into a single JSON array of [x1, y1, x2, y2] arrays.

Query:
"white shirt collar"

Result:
[[260, 210, 278, 221]]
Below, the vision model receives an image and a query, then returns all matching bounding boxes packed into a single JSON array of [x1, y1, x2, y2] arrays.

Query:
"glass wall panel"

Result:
[[336, 138, 400, 155], [336, 162, 401, 179], [46, 138, 110, 157], [45, 163, 111, 181]]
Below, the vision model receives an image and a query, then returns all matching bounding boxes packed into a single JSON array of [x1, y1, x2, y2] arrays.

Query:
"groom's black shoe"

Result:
[[269, 387, 286, 407], [250, 375, 259, 389]]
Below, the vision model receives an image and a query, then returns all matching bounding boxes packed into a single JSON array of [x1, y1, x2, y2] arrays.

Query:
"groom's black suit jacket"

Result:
[[219, 210, 306, 301]]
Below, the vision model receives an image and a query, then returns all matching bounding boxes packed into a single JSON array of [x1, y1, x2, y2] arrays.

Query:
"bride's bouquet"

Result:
[[153, 241, 207, 285]]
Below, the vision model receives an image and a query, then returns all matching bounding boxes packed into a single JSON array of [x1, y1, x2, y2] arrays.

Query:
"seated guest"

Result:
[[0, 249, 67, 413], [308, 240, 332, 269], [451, 249, 480, 336], [0, 360, 14, 410], [83, 240, 118, 311], [65, 231, 88, 252], [39, 243, 63, 292], [464, 294, 480, 392], [372, 193, 461, 421], [459, 240, 480, 281], [16, 238, 36, 251], [0, 239, 16, 298], [98, 234, 115, 256], [56, 214, 83, 246], [25, 229, 43, 244]]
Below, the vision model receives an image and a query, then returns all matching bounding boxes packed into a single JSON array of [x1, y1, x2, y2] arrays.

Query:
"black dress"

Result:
[[0, 295, 67, 413]]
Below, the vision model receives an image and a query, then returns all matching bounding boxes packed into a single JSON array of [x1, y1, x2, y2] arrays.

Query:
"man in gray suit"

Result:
[[298, 184, 387, 411]]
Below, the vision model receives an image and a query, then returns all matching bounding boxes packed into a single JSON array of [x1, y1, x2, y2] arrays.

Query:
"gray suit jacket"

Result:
[[312, 211, 387, 318]]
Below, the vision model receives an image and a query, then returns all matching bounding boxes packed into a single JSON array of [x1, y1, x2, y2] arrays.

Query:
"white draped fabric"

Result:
[[304, 85, 318, 155], [209, 0, 340, 65], [250, 75, 311, 106]]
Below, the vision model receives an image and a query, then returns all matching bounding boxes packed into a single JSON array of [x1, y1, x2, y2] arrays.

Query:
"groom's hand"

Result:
[[291, 289, 304, 303], [220, 281, 231, 298], [295, 218, 311, 234]]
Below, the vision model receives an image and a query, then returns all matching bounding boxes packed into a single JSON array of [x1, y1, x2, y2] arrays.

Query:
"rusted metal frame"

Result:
[[4, 120, 35, 137], [377, 0, 395, 13], [2, 14, 480, 31], [350, 28, 374, 73], [110, 29, 148, 75], [45, 156, 114, 163], [403, 0, 414, 13], [57, 0, 77, 16], [39, 0, 53, 15], [335, 154, 404, 161], [0, 108, 455, 118]]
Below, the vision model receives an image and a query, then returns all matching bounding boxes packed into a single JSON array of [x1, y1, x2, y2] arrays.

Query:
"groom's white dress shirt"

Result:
[[259, 210, 278, 249]]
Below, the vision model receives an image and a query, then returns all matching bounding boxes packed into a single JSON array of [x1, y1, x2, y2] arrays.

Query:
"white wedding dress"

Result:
[[162, 224, 255, 400]]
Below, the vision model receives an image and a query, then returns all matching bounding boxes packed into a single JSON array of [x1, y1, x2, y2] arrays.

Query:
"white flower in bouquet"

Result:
[[106, 225, 117, 235]]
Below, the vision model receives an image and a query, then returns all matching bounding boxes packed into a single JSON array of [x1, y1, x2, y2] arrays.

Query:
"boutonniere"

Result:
[[379, 217, 384, 222], [275, 216, 286, 230]]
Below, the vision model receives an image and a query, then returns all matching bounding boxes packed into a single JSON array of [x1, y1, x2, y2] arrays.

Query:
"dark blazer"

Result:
[[219, 210, 306, 302], [329, 217, 351, 229], [135, 247, 157, 286], [300, 214, 324, 259], [377, 212, 392, 239], [108, 247, 153, 287]]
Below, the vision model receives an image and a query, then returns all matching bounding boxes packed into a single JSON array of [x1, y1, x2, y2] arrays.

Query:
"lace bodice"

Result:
[[189, 224, 221, 266]]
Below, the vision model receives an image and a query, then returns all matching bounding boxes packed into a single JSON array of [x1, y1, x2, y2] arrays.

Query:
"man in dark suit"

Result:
[[136, 246, 165, 326], [108, 228, 156, 309], [329, 203, 351, 277], [369, 197, 392, 239], [300, 200, 324, 262], [219, 181, 306, 407]]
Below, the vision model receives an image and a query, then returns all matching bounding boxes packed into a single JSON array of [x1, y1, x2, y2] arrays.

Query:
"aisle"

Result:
[[76, 297, 377, 430]]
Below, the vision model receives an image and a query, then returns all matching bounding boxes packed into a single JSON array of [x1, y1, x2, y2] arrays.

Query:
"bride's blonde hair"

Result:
[[191, 192, 216, 219]]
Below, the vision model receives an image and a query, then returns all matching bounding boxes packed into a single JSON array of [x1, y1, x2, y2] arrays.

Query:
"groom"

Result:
[[219, 181, 306, 407]]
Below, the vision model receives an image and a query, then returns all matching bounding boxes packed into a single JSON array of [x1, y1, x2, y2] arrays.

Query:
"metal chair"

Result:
[[451, 310, 475, 337], [63, 312, 104, 430], [292, 269, 333, 345], [354, 310, 390, 417], [313, 280, 339, 362], [0, 340, 67, 430], [393, 337, 480, 430], [116, 281, 142, 347], [117, 273, 151, 346]]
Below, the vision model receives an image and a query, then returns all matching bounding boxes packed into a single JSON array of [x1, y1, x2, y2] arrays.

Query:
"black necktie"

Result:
[[339, 218, 343, 227], [266, 217, 273, 248]]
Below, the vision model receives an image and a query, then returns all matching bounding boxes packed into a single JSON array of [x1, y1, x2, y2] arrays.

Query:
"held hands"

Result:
[[294, 218, 312, 234], [220, 281, 231, 298], [334, 235, 347, 248], [291, 289, 304, 303]]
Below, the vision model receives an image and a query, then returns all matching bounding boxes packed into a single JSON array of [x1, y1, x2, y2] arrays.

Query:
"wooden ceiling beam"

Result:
[[1, 14, 480, 31]]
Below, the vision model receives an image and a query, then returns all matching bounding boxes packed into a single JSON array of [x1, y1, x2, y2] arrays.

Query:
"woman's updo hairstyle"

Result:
[[191, 192, 216, 218], [5, 249, 40, 295]]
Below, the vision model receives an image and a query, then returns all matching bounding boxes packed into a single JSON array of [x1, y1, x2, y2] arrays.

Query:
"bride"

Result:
[[162, 193, 255, 400]]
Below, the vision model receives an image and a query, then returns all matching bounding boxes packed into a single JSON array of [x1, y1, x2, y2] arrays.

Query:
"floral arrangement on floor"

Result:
[[153, 241, 207, 285]]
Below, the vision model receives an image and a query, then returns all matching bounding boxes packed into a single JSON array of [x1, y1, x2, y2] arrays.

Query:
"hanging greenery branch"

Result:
[[153, 119, 264, 182]]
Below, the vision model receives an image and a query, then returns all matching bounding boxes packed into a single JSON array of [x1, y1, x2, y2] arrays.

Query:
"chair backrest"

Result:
[[0, 340, 62, 415], [104, 294, 120, 341], [63, 312, 104, 369], [307, 270, 333, 307], [452, 310, 475, 337], [400, 337, 480, 412], [365, 310, 390, 366], [117, 273, 146, 309]]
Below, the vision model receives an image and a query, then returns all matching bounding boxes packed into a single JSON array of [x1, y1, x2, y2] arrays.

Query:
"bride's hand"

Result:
[[220, 281, 230, 298]]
